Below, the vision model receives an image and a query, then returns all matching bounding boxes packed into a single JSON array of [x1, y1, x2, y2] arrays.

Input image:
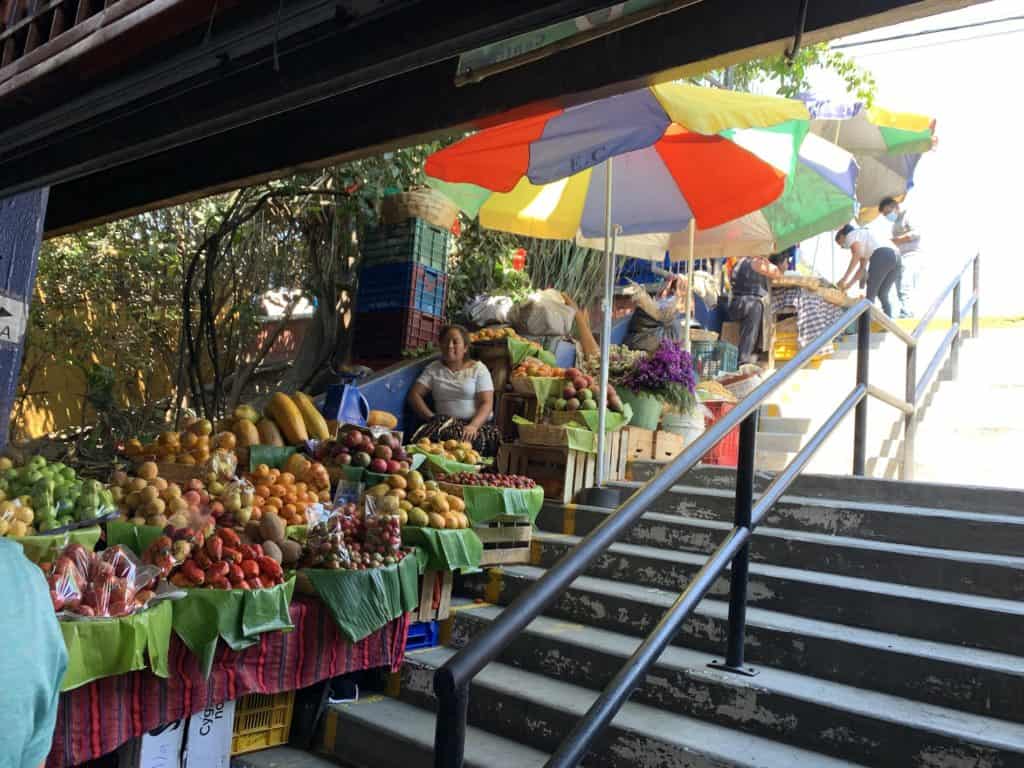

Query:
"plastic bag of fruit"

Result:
[[44, 543, 160, 618], [362, 494, 402, 559], [300, 510, 354, 570]]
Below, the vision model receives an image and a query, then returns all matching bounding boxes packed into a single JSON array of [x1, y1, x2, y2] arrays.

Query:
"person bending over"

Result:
[[728, 253, 786, 365], [407, 325, 502, 456], [835, 223, 901, 318]]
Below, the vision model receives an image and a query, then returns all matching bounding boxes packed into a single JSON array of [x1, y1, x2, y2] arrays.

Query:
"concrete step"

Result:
[[756, 431, 804, 453], [601, 481, 1024, 554], [464, 566, 1024, 724], [320, 694, 549, 768], [449, 605, 1024, 767], [536, 503, 1024, 600], [532, 533, 1024, 655], [399, 646, 872, 768], [756, 449, 795, 472], [758, 416, 812, 434]]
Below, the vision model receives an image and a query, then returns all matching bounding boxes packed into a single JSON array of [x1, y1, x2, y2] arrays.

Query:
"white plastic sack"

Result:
[[511, 289, 576, 337], [468, 295, 515, 326]]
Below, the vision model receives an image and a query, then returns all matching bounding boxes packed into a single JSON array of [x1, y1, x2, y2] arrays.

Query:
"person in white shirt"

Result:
[[835, 223, 902, 318], [879, 196, 921, 318], [407, 325, 501, 455]]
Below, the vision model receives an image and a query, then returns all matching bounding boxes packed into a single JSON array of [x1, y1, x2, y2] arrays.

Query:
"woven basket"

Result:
[[517, 422, 571, 447], [548, 411, 582, 426], [814, 286, 856, 307], [380, 189, 459, 229], [690, 329, 719, 342], [436, 481, 464, 498], [773, 275, 821, 289], [510, 376, 536, 395]]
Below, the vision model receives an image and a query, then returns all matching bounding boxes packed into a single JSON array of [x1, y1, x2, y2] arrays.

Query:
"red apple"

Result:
[[370, 458, 388, 473]]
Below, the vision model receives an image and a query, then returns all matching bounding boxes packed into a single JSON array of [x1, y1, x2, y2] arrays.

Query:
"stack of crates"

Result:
[[354, 218, 451, 364]]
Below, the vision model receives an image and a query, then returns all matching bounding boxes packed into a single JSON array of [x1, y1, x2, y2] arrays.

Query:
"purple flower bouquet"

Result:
[[621, 339, 698, 414]]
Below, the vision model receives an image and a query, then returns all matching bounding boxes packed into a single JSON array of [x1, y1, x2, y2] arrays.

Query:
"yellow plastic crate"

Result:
[[231, 691, 295, 755]]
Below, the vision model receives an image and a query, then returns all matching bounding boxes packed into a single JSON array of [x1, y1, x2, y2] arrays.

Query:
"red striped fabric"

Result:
[[47, 597, 409, 767]]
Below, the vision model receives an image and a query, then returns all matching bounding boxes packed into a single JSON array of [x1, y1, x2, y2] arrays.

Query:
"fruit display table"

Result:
[[46, 595, 409, 768]]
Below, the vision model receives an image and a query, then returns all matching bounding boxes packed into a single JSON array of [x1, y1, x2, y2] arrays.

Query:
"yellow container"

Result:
[[231, 691, 295, 755]]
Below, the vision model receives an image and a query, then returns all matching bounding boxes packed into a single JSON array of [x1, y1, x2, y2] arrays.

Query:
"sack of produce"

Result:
[[510, 289, 576, 337]]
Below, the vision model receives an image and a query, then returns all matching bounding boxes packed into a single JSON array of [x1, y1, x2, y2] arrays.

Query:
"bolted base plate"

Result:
[[708, 659, 759, 677]]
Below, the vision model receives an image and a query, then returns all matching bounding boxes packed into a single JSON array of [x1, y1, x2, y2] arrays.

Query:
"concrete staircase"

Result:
[[320, 465, 1024, 768]]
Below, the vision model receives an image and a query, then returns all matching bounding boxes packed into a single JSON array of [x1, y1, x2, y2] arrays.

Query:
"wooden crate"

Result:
[[417, 570, 454, 622], [498, 430, 628, 504], [476, 515, 533, 566], [653, 430, 686, 462], [624, 426, 655, 462], [495, 392, 542, 439]]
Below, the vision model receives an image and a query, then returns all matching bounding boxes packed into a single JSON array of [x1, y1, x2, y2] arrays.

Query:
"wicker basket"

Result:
[[773, 275, 822, 289], [690, 329, 719, 342], [517, 422, 571, 447], [510, 376, 536, 395], [380, 189, 459, 229], [436, 480, 464, 497], [814, 286, 856, 307], [548, 411, 582, 427]]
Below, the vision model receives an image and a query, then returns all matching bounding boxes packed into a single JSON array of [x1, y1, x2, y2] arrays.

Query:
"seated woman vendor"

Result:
[[407, 325, 503, 457]]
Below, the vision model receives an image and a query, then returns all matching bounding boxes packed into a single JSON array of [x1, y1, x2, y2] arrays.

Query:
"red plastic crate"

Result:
[[703, 401, 739, 467], [352, 308, 445, 361]]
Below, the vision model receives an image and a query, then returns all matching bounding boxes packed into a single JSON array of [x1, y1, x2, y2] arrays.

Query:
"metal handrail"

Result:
[[433, 254, 981, 766]]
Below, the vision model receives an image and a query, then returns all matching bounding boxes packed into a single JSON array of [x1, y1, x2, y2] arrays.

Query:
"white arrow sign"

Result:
[[0, 294, 27, 347]]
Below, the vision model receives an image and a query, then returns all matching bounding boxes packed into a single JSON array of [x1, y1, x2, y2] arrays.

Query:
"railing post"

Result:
[[434, 679, 468, 768], [718, 410, 758, 676], [948, 281, 961, 381], [902, 344, 917, 482], [852, 312, 870, 476], [972, 254, 981, 339]]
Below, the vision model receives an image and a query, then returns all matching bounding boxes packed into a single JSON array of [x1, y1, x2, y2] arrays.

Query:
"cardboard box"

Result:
[[184, 700, 236, 768], [119, 721, 185, 768], [720, 321, 740, 348]]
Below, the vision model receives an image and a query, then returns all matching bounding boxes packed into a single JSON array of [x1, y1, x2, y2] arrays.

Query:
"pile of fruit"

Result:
[[206, 475, 257, 527], [244, 463, 324, 527], [364, 470, 469, 530], [470, 327, 540, 352], [123, 418, 232, 466], [313, 427, 410, 477], [142, 527, 207, 578], [169, 526, 285, 590], [109, 462, 210, 529], [437, 472, 536, 490], [411, 438, 482, 466], [0, 456, 113, 536], [225, 391, 332, 455], [43, 543, 157, 617], [546, 367, 623, 414], [582, 345, 647, 382], [511, 357, 568, 380], [240, 512, 303, 569]]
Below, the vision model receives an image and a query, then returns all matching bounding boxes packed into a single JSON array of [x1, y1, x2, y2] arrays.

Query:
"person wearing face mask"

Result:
[[407, 324, 501, 456], [835, 223, 902, 318], [878, 196, 921, 318]]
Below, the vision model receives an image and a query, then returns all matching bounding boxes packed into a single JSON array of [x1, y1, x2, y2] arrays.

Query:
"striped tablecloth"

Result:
[[47, 596, 409, 767], [771, 286, 846, 350]]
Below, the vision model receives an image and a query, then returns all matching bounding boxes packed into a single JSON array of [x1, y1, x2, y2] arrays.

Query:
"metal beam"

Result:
[[22, 0, 982, 233]]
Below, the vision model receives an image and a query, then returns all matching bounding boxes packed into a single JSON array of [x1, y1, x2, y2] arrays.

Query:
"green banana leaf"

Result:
[[457, 486, 544, 525], [171, 577, 296, 677], [300, 553, 420, 643], [400, 527, 482, 572], [507, 336, 557, 366], [14, 526, 102, 563], [105, 521, 167, 556], [59, 600, 173, 691]]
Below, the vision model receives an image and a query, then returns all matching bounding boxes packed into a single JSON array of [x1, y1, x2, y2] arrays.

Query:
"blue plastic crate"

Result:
[[405, 620, 440, 651], [357, 262, 447, 316]]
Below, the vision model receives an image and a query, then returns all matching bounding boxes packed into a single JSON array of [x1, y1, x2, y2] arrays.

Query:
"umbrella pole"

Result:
[[596, 158, 614, 487], [683, 218, 696, 352]]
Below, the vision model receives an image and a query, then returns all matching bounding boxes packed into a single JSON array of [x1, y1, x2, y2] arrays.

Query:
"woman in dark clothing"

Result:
[[728, 253, 786, 365], [835, 223, 902, 318]]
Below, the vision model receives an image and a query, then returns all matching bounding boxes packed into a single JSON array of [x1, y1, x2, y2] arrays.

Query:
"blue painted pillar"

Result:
[[0, 189, 49, 449]]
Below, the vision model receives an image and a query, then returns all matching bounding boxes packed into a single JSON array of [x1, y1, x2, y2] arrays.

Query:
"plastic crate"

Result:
[[357, 262, 447, 316], [617, 257, 659, 286], [702, 400, 739, 467], [717, 341, 739, 373], [352, 308, 445, 360], [406, 620, 440, 651], [362, 218, 451, 272], [691, 340, 719, 380], [231, 691, 294, 755]]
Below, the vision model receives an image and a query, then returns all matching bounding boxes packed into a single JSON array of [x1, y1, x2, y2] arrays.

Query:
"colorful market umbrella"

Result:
[[576, 132, 859, 260], [426, 82, 810, 484], [802, 95, 936, 222]]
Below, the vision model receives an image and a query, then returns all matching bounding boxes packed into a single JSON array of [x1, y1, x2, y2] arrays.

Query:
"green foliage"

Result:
[[711, 43, 877, 104], [446, 218, 532, 324]]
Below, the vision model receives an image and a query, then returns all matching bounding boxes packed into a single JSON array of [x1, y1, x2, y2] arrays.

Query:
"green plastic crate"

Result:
[[361, 218, 450, 272]]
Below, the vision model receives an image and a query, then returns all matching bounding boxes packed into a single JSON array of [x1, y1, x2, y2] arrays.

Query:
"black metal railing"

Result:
[[433, 253, 980, 767]]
